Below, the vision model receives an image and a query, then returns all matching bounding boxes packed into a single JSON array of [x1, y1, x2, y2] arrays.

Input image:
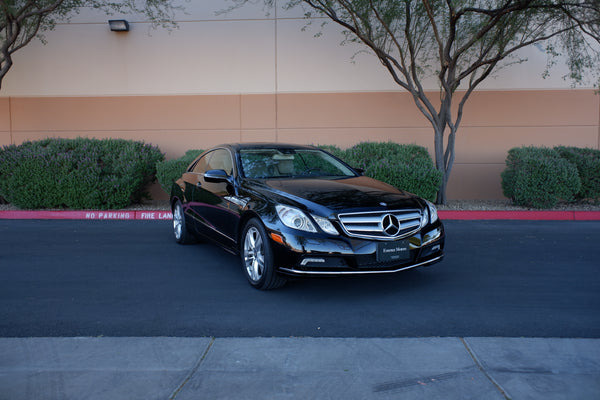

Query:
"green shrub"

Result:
[[0, 137, 164, 209], [365, 158, 442, 202], [501, 146, 581, 208], [555, 146, 600, 202], [156, 149, 204, 193], [343, 142, 432, 170], [338, 142, 441, 202]]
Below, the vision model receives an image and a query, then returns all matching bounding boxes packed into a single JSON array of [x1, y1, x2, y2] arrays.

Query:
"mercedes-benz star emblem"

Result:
[[381, 214, 401, 236]]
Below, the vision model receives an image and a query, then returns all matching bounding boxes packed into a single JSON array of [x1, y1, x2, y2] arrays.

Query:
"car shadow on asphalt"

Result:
[[282, 266, 440, 296]]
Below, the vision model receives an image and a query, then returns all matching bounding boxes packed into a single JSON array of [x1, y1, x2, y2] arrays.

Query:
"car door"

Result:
[[177, 155, 208, 235], [190, 148, 241, 248]]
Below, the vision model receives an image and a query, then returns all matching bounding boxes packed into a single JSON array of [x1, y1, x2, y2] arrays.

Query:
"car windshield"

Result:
[[240, 148, 357, 179]]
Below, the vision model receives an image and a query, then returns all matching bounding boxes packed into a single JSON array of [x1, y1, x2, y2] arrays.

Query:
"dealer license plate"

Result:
[[377, 240, 411, 263]]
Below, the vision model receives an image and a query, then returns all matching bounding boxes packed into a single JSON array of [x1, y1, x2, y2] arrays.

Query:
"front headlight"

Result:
[[276, 205, 316, 233], [421, 200, 439, 227], [420, 206, 429, 228], [312, 214, 339, 235], [426, 200, 438, 223]]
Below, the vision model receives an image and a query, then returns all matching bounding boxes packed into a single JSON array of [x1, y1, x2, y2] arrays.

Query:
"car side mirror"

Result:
[[204, 169, 231, 183], [354, 167, 365, 175]]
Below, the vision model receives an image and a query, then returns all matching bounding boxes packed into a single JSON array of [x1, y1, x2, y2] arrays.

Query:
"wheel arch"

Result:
[[170, 196, 181, 212], [237, 210, 263, 248]]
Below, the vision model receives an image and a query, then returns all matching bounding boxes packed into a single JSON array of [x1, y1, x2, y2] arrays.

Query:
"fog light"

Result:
[[300, 257, 325, 266]]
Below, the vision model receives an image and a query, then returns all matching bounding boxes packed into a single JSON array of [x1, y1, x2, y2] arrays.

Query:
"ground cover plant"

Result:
[[0, 137, 164, 209]]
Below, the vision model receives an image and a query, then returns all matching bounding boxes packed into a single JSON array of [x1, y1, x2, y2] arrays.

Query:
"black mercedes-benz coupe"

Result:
[[170, 143, 444, 289]]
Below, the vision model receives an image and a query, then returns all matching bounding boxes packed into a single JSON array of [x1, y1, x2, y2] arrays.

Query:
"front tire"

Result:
[[241, 218, 286, 290]]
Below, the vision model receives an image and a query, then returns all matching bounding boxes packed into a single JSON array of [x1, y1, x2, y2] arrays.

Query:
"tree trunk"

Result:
[[433, 123, 448, 205], [432, 96, 457, 205], [437, 179, 448, 205]]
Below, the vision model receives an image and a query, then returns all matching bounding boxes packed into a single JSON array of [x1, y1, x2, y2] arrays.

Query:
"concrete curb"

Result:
[[0, 209, 173, 220], [1, 209, 599, 220]]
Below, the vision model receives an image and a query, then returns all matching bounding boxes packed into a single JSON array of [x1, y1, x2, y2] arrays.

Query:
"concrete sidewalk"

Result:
[[1, 337, 598, 400]]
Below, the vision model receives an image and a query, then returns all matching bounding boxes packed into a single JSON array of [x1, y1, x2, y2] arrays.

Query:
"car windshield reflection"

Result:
[[240, 148, 356, 179]]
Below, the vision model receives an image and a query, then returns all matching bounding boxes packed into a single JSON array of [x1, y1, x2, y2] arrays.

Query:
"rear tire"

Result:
[[241, 218, 287, 290], [172, 200, 194, 244]]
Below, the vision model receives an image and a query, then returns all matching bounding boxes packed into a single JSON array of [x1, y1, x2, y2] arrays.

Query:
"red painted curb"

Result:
[[437, 210, 584, 220], [0, 210, 173, 220], [573, 211, 600, 221], [0, 209, 599, 221]]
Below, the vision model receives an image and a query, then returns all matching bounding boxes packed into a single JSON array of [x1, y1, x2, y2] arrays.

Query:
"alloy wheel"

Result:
[[173, 203, 184, 241], [243, 226, 264, 282]]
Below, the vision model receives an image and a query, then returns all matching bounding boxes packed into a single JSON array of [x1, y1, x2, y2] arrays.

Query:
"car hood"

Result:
[[255, 176, 423, 214]]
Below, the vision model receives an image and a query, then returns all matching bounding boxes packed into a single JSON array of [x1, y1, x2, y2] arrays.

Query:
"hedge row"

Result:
[[7, 138, 594, 211], [0, 138, 164, 209], [501, 146, 600, 208]]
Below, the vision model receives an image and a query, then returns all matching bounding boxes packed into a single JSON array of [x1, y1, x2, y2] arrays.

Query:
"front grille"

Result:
[[337, 209, 422, 240]]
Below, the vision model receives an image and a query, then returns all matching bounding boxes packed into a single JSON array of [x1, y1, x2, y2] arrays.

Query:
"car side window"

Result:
[[191, 149, 234, 175], [206, 149, 234, 176], [191, 153, 210, 174]]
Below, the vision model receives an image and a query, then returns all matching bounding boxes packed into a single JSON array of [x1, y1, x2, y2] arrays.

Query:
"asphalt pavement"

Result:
[[1, 216, 599, 399]]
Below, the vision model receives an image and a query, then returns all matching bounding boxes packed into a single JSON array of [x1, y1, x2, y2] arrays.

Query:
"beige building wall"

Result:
[[1, 2, 599, 200]]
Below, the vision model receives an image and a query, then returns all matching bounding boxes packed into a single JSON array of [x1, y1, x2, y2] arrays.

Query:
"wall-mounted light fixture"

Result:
[[109, 20, 130, 32]]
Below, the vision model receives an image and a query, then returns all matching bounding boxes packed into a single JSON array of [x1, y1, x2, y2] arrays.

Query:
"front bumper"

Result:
[[269, 221, 445, 276]]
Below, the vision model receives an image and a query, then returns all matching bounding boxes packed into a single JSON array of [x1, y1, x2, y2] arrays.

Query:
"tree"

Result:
[[0, 0, 181, 90], [227, 0, 600, 204]]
